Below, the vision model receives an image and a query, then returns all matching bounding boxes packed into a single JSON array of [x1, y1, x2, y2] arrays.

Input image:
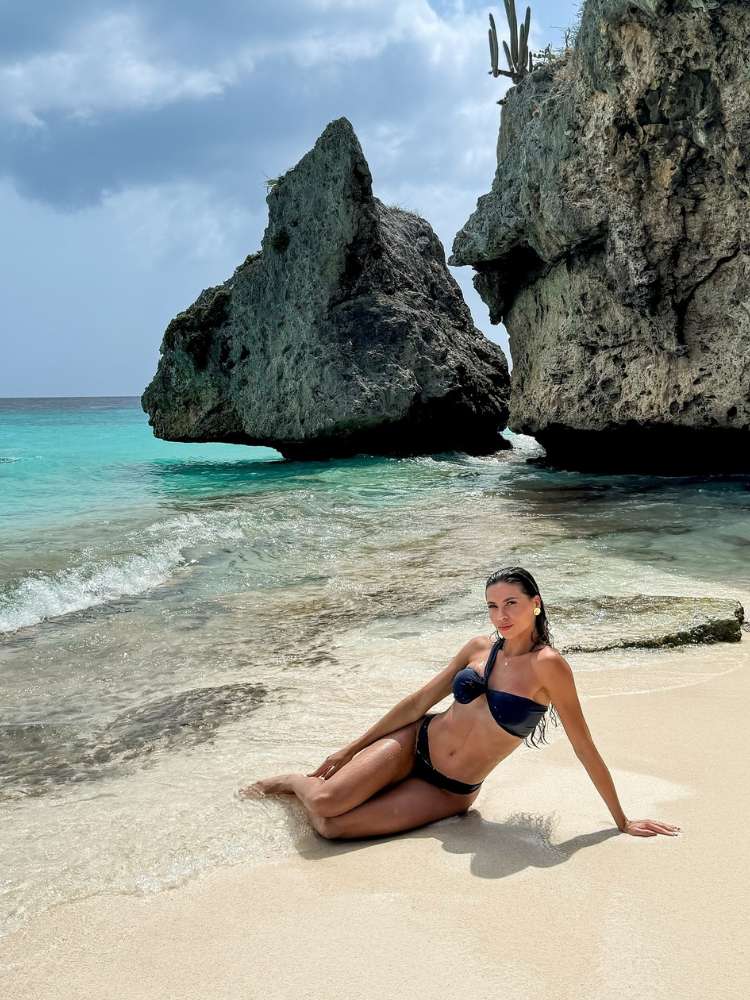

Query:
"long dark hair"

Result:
[[484, 566, 560, 749]]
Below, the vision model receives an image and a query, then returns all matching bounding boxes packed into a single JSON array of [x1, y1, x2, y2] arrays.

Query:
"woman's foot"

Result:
[[238, 773, 297, 799]]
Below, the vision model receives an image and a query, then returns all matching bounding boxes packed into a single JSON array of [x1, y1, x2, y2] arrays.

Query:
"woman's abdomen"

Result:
[[427, 703, 513, 783]]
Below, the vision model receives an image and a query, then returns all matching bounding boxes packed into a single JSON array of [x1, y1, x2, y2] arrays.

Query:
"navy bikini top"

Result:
[[452, 638, 548, 739]]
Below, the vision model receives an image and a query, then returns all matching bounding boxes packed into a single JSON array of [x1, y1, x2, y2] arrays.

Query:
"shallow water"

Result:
[[1, 397, 749, 937]]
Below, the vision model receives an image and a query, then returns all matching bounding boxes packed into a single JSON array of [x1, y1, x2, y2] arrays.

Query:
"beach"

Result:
[[2, 397, 750, 998], [4, 0, 750, 994], [2, 636, 748, 999]]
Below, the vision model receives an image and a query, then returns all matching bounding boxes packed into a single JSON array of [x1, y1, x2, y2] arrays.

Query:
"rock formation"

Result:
[[451, 0, 750, 472], [555, 595, 745, 652], [143, 117, 510, 460]]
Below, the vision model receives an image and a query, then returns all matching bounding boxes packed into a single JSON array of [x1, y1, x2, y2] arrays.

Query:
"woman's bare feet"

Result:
[[238, 773, 297, 799]]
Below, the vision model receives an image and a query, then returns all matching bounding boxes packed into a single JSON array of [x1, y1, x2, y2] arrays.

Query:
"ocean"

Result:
[[2, 395, 749, 937]]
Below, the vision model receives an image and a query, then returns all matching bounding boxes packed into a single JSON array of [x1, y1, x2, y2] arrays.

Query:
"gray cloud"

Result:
[[0, 1, 511, 207]]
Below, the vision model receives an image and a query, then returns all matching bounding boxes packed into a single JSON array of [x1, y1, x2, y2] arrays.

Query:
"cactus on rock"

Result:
[[488, 2, 533, 85]]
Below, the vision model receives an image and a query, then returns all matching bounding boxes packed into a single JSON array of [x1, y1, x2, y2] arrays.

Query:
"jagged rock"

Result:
[[450, 0, 750, 473], [143, 117, 510, 460]]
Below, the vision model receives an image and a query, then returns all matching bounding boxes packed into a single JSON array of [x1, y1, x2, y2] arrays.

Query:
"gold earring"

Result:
[[533, 607, 541, 616]]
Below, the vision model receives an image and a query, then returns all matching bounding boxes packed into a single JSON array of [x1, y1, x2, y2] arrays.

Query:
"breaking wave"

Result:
[[0, 511, 244, 633]]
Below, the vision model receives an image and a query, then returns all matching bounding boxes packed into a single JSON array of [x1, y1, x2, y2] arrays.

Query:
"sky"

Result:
[[1, 0, 580, 397]]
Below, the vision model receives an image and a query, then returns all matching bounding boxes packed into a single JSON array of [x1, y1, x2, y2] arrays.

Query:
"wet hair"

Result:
[[484, 566, 560, 749]]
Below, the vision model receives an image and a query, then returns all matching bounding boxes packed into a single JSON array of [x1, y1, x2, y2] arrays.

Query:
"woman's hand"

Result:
[[619, 818, 681, 837], [307, 747, 356, 780]]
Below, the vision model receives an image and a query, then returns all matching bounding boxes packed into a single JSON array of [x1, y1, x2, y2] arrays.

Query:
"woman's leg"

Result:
[[238, 719, 421, 818], [311, 777, 481, 840]]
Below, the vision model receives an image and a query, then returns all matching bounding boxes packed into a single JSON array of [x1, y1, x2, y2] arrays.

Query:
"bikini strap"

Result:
[[483, 637, 503, 683]]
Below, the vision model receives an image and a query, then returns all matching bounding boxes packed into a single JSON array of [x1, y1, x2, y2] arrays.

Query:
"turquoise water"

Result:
[[0, 396, 283, 631], [1, 396, 523, 631], [2, 395, 750, 938], [3, 392, 750, 648], [0, 395, 281, 534]]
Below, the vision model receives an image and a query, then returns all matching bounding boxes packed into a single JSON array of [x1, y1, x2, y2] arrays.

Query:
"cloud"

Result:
[[0, 0, 505, 207], [102, 181, 263, 265], [0, 1, 484, 128], [0, 12, 240, 128]]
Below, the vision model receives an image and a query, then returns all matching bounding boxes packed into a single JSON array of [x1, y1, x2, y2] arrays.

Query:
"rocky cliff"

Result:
[[143, 118, 510, 460], [451, 0, 750, 472]]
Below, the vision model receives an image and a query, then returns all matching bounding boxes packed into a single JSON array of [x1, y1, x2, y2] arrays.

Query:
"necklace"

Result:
[[498, 643, 536, 671]]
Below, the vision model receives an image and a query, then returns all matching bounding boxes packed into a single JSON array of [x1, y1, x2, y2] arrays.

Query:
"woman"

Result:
[[240, 566, 681, 841]]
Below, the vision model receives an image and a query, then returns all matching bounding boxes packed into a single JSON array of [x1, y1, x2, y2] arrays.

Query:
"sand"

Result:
[[2, 638, 749, 1000]]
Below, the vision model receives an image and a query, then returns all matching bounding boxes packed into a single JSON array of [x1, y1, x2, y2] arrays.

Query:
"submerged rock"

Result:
[[143, 117, 510, 460], [0, 682, 267, 801], [553, 595, 745, 652], [451, 0, 750, 473]]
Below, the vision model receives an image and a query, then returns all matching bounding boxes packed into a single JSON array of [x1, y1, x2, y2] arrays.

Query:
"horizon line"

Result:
[[0, 393, 141, 400]]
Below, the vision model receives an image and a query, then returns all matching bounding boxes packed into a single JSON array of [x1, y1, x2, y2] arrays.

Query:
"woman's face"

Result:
[[485, 581, 540, 637]]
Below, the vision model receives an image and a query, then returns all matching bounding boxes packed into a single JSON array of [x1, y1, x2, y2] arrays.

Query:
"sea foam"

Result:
[[0, 511, 244, 633]]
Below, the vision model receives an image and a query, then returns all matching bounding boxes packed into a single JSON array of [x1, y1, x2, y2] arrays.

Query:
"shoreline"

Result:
[[2, 636, 748, 999]]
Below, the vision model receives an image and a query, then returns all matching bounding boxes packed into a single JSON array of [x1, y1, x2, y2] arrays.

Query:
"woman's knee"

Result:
[[307, 784, 343, 818], [307, 780, 370, 819], [308, 732, 417, 818], [311, 812, 343, 840]]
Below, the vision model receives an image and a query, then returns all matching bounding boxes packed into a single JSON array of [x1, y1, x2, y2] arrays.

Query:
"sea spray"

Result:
[[0, 510, 245, 633]]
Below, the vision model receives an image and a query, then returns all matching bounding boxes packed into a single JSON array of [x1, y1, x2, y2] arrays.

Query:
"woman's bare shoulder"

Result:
[[456, 633, 494, 665], [533, 643, 560, 657], [531, 643, 566, 666], [472, 632, 496, 653]]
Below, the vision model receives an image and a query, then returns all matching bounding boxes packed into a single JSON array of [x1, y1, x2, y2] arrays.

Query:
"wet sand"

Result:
[[2, 636, 749, 999]]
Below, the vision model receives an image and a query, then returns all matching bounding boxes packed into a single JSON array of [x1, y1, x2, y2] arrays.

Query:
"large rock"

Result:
[[143, 117, 510, 460], [450, 0, 750, 472]]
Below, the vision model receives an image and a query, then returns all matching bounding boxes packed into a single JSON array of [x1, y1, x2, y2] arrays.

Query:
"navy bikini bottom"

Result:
[[411, 713, 483, 796]]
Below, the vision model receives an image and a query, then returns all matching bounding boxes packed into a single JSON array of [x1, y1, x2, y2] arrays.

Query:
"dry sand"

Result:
[[2, 638, 749, 1000]]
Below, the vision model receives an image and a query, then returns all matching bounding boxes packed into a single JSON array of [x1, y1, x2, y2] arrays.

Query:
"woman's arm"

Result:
[[537, 652, 628, 829], [308, 636, 484, 778], [537, 653, 680, 837], [342, 635, 484, 756], [572, 744, 628, 831]]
